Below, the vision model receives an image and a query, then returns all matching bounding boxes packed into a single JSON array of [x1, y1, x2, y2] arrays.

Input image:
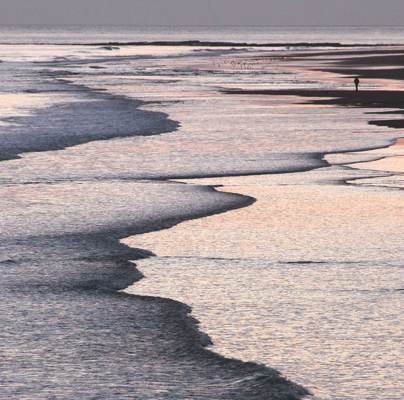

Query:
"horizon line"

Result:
[[1, 23, 404, 28]]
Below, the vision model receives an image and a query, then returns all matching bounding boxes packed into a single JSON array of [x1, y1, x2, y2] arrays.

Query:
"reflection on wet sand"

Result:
[[124, 166, 403, 261], [125, 153, 403, 400], [348, 137, 404, 174]]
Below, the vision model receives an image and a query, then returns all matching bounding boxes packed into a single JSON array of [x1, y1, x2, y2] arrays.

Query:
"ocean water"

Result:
[[0, 26, 403, 399], [1, 25, 404, 45]]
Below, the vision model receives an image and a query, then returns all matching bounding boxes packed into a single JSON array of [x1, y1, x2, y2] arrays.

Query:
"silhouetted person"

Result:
[[354, 77, 360, 92]]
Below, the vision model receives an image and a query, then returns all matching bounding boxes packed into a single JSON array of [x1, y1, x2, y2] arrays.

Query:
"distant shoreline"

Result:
[[1, 40, 401, 47]]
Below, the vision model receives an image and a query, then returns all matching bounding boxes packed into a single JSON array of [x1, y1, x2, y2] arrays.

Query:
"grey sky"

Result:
[[0, 0, 403, 26]]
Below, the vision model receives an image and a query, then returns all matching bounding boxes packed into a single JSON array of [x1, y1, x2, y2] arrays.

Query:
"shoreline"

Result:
[[2, 41, 400, 47], [2, 42, 403, 398]]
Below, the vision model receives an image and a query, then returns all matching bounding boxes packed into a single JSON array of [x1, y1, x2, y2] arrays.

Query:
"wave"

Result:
[[0, 79, 179, 161], [0, 178, 308, 399]]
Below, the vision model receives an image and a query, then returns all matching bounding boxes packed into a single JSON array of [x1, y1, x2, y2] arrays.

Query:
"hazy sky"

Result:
[[1, 0, 403, 26]]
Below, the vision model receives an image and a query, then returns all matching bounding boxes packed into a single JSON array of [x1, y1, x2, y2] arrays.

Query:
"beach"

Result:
[[0, 26, 403, 399]]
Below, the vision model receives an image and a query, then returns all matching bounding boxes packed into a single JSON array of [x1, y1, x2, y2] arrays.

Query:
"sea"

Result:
[[0, 25, 403, 399]]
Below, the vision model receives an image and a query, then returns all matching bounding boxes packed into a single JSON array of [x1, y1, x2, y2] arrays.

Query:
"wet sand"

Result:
[[346, 138, 404, 173], [127, 48, 404, 399], [126, 138, 404, 399], [224, 48, 404, 130], [224, 89, 404, 126]]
